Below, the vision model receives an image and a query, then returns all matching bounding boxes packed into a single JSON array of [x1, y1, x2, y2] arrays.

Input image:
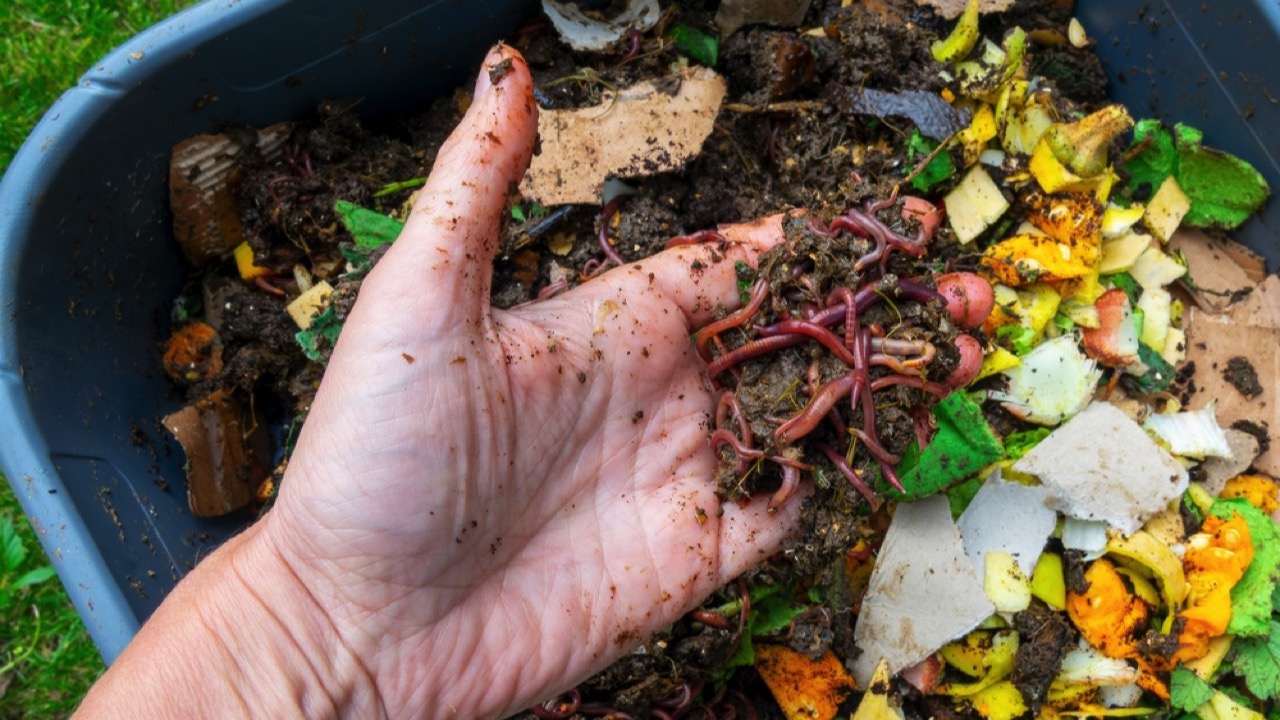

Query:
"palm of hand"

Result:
[[263, 48, 801, 719]]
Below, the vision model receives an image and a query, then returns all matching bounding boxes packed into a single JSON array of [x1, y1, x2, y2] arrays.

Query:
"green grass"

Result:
[[0, 1, 197, 716], [0, 1, 197, 174]]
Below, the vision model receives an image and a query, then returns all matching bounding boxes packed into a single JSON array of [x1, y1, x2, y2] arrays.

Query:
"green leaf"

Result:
[[882, 392, 1004, 501], [1, 516, 24, 573], [906, 130, 957, 192], [946, 474, 984, 519], [510, 204, 527, 223], [1210, 498, 1280, 637], [1233, 621, 1280, 700], [1123, 120, 1270, 231], [1105, 271, 1140, 305], [1124, 119, 1178, 195], [995, 324, 1036, 356], [13, 566, 55, 590], [1004, 428, 1051, 460], [752, 593, 806, 636], [669, 24, 718, 65], [1126, 343, 1176, 394], [334, 200, 405, 250], [1172, 123, 1271, 230], [1169, 666, 1215, 712], [294, 305, 344, 363]]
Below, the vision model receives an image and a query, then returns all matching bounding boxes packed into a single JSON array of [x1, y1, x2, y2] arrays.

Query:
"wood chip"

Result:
[[520, 68, 727, 206]]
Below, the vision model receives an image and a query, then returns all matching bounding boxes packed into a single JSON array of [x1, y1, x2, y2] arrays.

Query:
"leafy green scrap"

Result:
[[1170, 666, 1215, 713], [881, 392, 1004, 501], [1124, 120, 1270, 230], [295, 305, 344, 363], [1232, 621, 1280, 701], [669, 24, 718, 66], [719, 585, 807, 674], [1209, 498, 1280, 637], [335, 200, 405, 250], [907, 129, 958, 192]]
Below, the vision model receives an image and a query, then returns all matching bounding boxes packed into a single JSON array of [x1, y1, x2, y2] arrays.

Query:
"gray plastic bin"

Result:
[[0, 0, 1275, 664], [0, 0, 536, 663]]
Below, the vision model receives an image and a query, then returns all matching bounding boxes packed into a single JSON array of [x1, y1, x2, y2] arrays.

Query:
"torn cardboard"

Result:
[[957, 471, 1056, 582], [521, 67, 727, 206], [1182, 273, 1280, 477], [169, 123, 291, 266], [162, 390, 271, 517], [1013, 401, 1189, 535], [853, 495, 995, 686]]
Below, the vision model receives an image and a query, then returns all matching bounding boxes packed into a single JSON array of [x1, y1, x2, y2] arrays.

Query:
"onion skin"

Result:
[[937, 272, 995, 330], [946, 334, 984, 388]]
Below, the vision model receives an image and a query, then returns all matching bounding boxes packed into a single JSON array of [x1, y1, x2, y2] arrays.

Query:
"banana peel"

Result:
[[931, 0, 981, 63], [1043, 105, 1133, 178]]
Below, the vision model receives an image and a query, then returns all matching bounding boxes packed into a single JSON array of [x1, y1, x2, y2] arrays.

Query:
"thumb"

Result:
[[361, 44, 538, 331]]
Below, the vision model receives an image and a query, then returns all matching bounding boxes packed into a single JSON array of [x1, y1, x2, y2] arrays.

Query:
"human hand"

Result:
[[260, 45, 803, 718], [77, 43, 802, 720]]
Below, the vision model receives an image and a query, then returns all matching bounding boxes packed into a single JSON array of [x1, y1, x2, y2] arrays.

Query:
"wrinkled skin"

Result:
[[264, 46, 805, 718]]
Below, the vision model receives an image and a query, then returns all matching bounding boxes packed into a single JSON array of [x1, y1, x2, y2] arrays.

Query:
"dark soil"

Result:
[[1224, 356, 1264, 399]]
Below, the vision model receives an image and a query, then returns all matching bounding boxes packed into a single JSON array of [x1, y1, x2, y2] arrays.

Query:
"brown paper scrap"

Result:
[[521, 68, 727, 206]]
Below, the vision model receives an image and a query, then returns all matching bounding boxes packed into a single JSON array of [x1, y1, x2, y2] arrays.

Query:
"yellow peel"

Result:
[[1106, 530, 1188, 631]]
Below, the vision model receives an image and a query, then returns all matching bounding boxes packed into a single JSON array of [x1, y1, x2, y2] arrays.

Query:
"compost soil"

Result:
[[162, 0, 1116, 717]]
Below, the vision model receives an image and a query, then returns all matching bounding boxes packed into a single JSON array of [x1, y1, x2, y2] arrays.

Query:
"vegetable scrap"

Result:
[[155, 0, 1280, 717]]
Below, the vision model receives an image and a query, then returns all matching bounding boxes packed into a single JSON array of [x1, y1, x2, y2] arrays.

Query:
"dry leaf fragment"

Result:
[[715, 0, 813, 38], [914, 0, 1016, 20], [521, 67, 727, 205], [755, 645, 856, 720]]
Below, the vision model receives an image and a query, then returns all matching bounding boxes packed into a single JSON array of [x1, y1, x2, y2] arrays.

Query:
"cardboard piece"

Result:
[[521, 68, 727, 206], [1182, 275, 1280, 477], [162, 390, 270, 517], [957, 471, 1056, 582], [853, 496, 995, 686], [1197, 429, 1262, 495], [1170, 228, 1266, 311], [169, 123, 291, 266], [1013, 402, 1189, 535]]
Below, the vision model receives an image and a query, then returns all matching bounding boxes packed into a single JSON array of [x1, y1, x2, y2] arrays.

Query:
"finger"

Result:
[[361, 44, 538, 330], [606, 212, 791, 330], [715, 483, 810, 584]]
